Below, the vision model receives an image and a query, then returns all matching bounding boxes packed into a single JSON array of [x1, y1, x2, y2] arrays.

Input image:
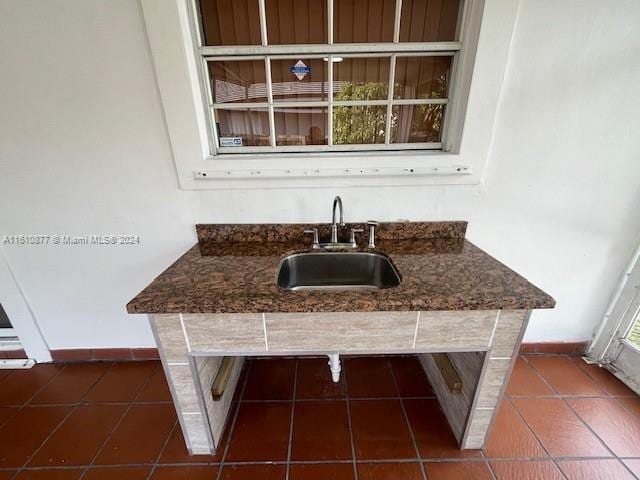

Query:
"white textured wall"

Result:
[[0, 0, 639, 350]]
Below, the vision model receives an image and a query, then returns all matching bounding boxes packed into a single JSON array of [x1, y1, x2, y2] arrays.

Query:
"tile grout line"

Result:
[[561, 397, 618, 458], [4, 355, 638, 478], [485, 459, 499, 480], [522, 355, 603, 396], [146, 419, 180, 480], [9, 455, 638, 470], [238, 395, 438, 403], [22, 400, 175, 407], [215, 358, 251, 480], [524, 356, 620, 464], [13, 363, 110, 479], [619, 458, 640, 480], [503, 393, 636, 400], [78, 364, 158, 480], [387, 358, 428, 480], [507, 397, 571, 480], [572, 358, 640, 410], [285, 359, 298, 480], [343, 359, 359, 480], [5, 361, 67, 415], [613, 396, 640, 421]]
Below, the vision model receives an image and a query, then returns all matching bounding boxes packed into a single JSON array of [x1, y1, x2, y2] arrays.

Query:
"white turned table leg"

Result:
[[327, 353, 341, 383]]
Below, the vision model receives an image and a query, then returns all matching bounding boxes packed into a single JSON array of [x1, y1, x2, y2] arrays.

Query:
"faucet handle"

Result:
[[366, 220, 379, 248], [303, 229, 319, 248], [349, 228, 364, 246]]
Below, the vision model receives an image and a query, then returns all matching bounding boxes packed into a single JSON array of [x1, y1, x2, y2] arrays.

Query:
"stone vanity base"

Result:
[[150, 309, 529, 454]]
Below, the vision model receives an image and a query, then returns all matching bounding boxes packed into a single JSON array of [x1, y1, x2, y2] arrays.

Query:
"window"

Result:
[[193, 0, 464, 155]]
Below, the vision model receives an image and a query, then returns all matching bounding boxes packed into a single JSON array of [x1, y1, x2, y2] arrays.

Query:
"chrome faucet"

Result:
[[303, 196, 365, 250], [331, 196, 345, 243]]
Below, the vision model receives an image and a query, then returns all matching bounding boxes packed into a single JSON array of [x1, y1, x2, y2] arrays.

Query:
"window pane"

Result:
[[333, 106, 387, 144], [209, 60, 267, 104], [391, 104, 444, 143], [334, 0, 395, 43], [626, 312, 640, 349], [393, 56, 451, 99], [270, 58, 327, 102], [399, 0, 461, 42], [333, 57, 390, 100], [274, 107, 327, 145], [199, 0, 262, 46], [215, 108, 271, 146], [266, 0, 327, 44]]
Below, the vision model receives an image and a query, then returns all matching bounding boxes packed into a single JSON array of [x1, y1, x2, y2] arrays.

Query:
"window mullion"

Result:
[[328, 0, 334, 146], [328, 0, 334, 45], [265, 57, 276, 147], [328, 54, 334, 147], [200, 43, 461, 56], [385, 53, 396, 145], [393, 0, 402, 43], [258, 0, 268, 46]]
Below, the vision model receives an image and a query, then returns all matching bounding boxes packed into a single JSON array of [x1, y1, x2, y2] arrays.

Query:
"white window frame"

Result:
[[588, 243, 640, 394], [196, 0, 460, 155], [141, 0, 520, 189]]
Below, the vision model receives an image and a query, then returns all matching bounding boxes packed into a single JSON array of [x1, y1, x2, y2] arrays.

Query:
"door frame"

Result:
[[588, 242, 640, 393], [0, 246, 51, 362]]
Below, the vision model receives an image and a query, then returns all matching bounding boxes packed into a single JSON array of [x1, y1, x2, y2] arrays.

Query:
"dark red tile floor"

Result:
[[0, 354, 638, 479]]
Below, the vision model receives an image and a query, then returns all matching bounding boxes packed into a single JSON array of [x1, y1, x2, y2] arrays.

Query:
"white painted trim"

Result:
[[393, 0, 403, 43], [215, 143, 443, 155], [0, 327, 17, 338], [212, 99, 448, 109], [589, 242, 640, 360], [199, 42, 461, 56], [258, 0, 268, 46], [0, 247, 51, 362], [0, 337, 21, 350], [327, 0, 333, 45], [194, 164, 470, 181], [208, 51, 455, 61], [141, 0, 514, 189], [264, 57, 276, 147], [442, 0, 484, 152], [0, 359, 35, 369], [385, 53, 397, 145], [327, 54, 334, 146]]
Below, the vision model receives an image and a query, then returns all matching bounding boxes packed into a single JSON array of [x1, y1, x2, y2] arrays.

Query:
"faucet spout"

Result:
[[331, 196, 344, 243]]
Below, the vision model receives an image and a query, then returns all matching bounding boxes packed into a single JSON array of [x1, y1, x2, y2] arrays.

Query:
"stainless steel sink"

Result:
[[277, 252, 402, 291]]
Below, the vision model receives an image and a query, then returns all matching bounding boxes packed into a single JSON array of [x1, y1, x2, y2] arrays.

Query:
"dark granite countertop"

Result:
[[126, 222, 555, 314]]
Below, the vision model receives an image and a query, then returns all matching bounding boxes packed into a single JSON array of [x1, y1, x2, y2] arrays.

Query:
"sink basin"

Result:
[[277, 252, 402, 291]]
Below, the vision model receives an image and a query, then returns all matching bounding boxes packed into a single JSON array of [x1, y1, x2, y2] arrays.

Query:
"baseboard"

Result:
[[520, 341, 589, 355], [46, 343, 587, 363], [50, 348, 160, 362]]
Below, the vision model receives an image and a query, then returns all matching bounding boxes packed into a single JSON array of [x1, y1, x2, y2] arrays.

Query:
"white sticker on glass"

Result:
[[289, 60, 310, 80], [219, 137, 243, 147]]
